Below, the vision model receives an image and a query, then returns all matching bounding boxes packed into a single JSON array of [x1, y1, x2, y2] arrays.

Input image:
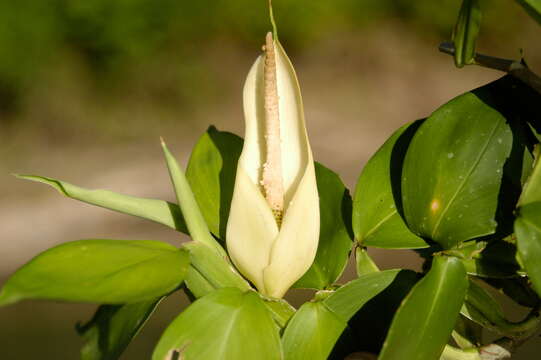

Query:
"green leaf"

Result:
[[15, 175, 187, 233], [352, 121, 428, 249], [282, 302, 345, 360], [461, 240, 521, 278], [152, 288, 282, 360], [519, 145, 541, 206], [484, 277, 540, 308], [0, 240, 189, 306], [186, 126, 243, 240], [294, 162, 353, 289], [355, 247, 379, 277], [379, 256, 468, 360], [161, 139, 226, 257], [515, 201, 541, 296], [264, 297, 296, 329], [282, 270, 402, 360], [515, 0, 541, 25], [78, 298, 163, 360], [452, 0, 481, 68], [183, 241, 251, 299], [402, 86, 514, 249], [461, 277, 540, 335]]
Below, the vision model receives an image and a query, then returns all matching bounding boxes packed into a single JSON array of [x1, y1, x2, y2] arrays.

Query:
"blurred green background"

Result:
[[1, 0, 541, 359]]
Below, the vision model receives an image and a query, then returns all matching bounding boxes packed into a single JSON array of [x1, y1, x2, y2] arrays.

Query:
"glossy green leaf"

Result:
[[0, 240, 189, 306], [152, 288, 282, 360], [16, 175, 187, 233], [353, 121, 428, 249], [78, 298, 163, 360], [161, 139, 226, 257], [186, 127, 242, 240], [402, 88, 513, 249], [183, 241, 251, 299], [515, 202, 541, 296], [452, 0, 481, 68], [379, 256, 468, 360], [294, 162, 353, 289], [515, 0, 541, 24], [282, 270, 402, 360]]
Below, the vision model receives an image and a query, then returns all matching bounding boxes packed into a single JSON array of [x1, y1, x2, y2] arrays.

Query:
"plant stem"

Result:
[[439, 42, 541, 95]]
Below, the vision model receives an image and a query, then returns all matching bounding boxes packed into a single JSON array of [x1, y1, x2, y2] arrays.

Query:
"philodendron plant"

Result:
[[3, 2, 541, 359]]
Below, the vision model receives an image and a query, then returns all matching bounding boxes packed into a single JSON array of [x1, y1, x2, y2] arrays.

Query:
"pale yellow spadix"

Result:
[[226, 33, 320, 298]]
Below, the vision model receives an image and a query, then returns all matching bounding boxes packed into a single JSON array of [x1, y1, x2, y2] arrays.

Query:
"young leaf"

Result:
[[352, 121, 428, 249], [0, 240, 189, 306], [293, 162, 353, 289], [452, 0, 482, 68], [182, 241, 251, 299], [355, 247, 379, 277], [78, 298, 163, 360], [186, 127, 243, 240], [15, 175, 187, 233], [515, 202, 541, 296], [152, 288, 282, 360], [378, 256, 468, 360], [402, 84, 514, 249], [515, 0, 541, 25], [282, 270, 401, 360], [161, 139, 226, 257]]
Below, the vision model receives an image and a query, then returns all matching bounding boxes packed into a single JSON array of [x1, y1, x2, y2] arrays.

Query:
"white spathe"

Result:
[[226, 38, 320, 298]]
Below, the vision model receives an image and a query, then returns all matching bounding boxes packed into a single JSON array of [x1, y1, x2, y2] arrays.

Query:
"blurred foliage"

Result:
[[0, 0, 528, 115]]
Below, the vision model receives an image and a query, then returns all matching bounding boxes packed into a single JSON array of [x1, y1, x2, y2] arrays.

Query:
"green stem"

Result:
[[439, 42, 541, 95]]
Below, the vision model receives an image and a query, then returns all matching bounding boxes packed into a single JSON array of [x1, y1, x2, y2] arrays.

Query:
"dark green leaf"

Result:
[[294, 162, 353, 289], [282, 270, 400, 360], [379, 256, 468, 360], [186, 126, 243, 240], [515, 201, 541, 296], [352, 121, 428, 249], [15, 175, 187, 233], [152, 287, 282, 360], [484, 277, 539, 308], [515, 0, 541, 25], [402, 86, 513, 249], [0, 240, 189, 305], [461, 240, 521, 278], [78, 298, 162, 360], [452, 0, 481, 68]]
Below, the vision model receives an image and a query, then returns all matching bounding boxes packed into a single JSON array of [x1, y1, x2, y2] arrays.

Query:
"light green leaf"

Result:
[[16, 175, 187, 233], [519, 145, 541, 206], [294, 162, 353, 289], [264, 297, 296, 329], [161, 139, 226, 257], [402, 86, 513, 249], [282, 270, 402, 360], [0, 240, 189, 306], [186, 126, 242, 239], [183, 241, 251, 299], [352, 121, 428, 249], [152, 288, 282, 360], [78, 298, 163, 360], [282, 301, 345, 360], [515, 201, 541, 296], [452, 0, 481, 68], [515, 0, 541, 25], [355, 247, 379, 277], [379, 256, 468, 360]]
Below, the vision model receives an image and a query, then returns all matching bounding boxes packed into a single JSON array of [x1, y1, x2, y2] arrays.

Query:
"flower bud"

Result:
[[226, 33, 320, 298]]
